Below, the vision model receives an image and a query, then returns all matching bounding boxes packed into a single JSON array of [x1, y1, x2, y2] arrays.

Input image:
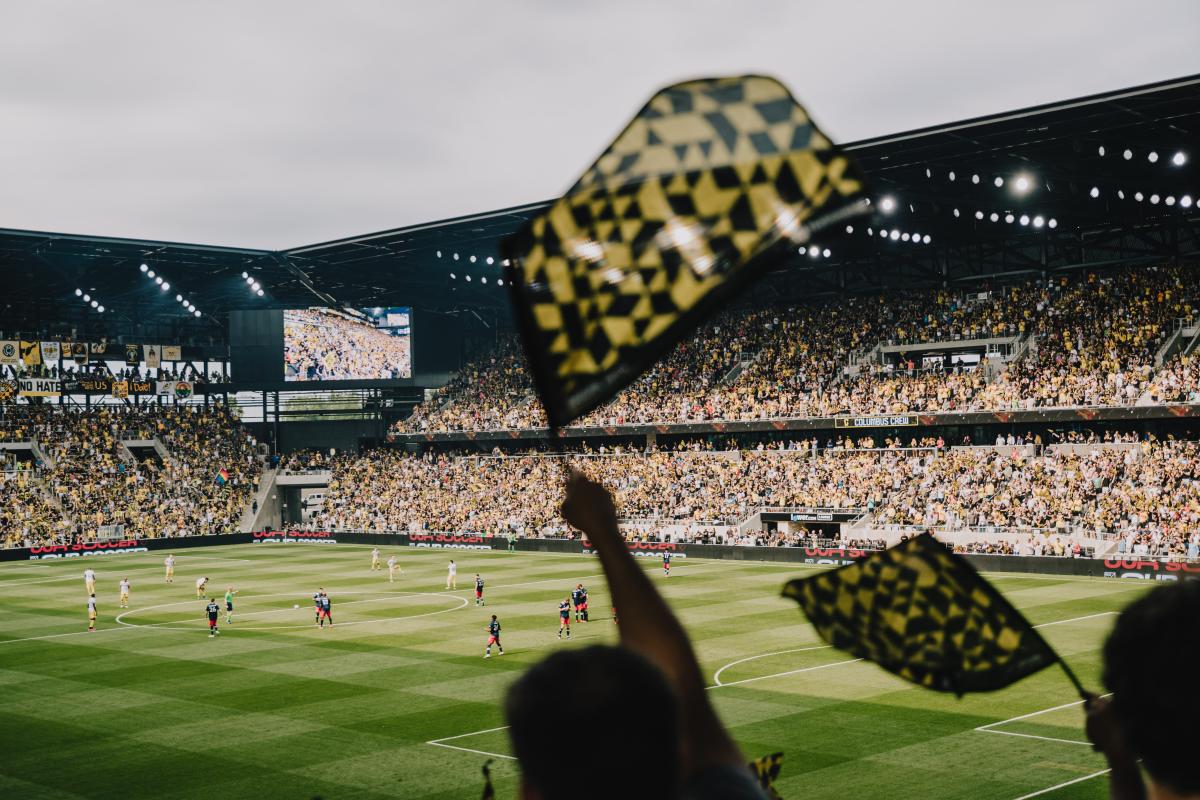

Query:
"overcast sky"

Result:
[[2, 1, 1197, 250]]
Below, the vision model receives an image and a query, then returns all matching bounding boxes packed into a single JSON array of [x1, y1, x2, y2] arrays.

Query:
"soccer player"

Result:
[[474, 574, 485, 606], [195, 576, 209, 598], [571, 584, 586, 622], [484, 614, 504, 658], [371, 547, 381, 571], [446, 559, 457, 590], [318, 591, 333, 629], [118, 577, 131, 609], [83, 567, 96, 595], [662, 551, 671, 576], [387, 554, 400, 583], [224, 587, 237, 624], [164, 554, 175, 583], [578, 584, 589, 622], [205, 597, 221, 637], [557, 597, 572, 639], [313, 588, 324, 625], [87, 594, 97, 632]]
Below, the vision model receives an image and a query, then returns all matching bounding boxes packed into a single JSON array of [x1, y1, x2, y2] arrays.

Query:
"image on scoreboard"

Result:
[[283, 307, 412, 381]]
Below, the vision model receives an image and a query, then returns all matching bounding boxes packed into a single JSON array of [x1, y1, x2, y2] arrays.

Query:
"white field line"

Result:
[[975, 691, 1113, 747], [1010, 769, 1110, 800], [712, 645, 833, 686], [427, 610, 1119, 762]]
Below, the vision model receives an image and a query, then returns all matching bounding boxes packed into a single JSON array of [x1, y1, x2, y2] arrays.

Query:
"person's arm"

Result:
[[1084, 694, 1146, 800], [560, 470, 744, 775]]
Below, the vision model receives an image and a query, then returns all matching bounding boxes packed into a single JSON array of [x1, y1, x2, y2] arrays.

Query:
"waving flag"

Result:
[[503, 75, 869, 428], [782, 534, 1080, 695], [215, 468, 230, 487]]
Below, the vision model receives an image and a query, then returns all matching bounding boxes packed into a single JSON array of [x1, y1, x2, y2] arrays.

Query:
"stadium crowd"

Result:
[[284, 308, 412, 381], [0, 403, 260, 548], [311, 441, 1200, 557], [394, 265, 1198, 432]]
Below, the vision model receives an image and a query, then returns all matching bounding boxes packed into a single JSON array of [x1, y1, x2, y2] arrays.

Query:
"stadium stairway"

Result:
[[240, 465, 278, 532]]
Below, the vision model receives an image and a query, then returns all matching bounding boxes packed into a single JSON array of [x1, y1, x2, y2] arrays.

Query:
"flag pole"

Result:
[[1057, 657, 1089, 700]]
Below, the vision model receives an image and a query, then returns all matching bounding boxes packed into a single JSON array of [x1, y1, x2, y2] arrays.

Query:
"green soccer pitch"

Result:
[[0, 544, 1148, 799]]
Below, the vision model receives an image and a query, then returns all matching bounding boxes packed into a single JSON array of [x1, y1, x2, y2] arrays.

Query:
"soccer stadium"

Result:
[[2, 7, 1199, 800]]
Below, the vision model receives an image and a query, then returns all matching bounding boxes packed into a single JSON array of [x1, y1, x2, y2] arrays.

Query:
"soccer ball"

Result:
[[293, 604, 299, 609]]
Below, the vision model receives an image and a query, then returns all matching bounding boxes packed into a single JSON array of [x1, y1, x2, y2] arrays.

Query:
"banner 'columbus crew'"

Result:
[[503, 75, 869, 428]]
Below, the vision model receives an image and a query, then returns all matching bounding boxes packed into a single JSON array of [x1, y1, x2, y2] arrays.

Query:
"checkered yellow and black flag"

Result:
[[502, 75, 869, 428], [783, 535, 1067, 695]]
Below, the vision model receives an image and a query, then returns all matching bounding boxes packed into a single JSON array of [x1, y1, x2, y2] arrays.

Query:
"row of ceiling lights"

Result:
[[1089, 186, 1194, 208], [448, 272, 504, 286], [950, 208, 1059, 228], [141, 263, 201, 317], [1097, 146, 1187, 166], [73, 289, 104, 313], [436, 250, 509, 266], [241, 272, 265, 297]]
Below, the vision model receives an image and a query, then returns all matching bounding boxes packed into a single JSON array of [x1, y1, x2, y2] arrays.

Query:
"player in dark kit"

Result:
[[318, 591, 333, 628], [206, 598, 221, 637], [662, 551, 671, 576], [557, 598, 572, 639], [571, 584, 589, 622], [474, 574, 485, 607], [313, 589, 323, 626], [484, 614, 504, 658]]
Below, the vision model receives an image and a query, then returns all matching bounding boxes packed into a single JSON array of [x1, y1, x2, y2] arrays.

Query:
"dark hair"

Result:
[[1102, 579, 1200, 794], [505, 645, 682, 799]]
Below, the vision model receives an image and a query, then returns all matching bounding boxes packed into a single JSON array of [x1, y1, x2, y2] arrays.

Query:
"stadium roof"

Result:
[[2, 74, 1197, 338]]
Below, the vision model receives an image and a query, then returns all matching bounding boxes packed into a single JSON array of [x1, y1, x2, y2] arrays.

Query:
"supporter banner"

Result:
[[40, 341, 60, 364], [408, 532, 493, 551], [163, 345, 182, 361], [129, 379, 154, 395], [0, 380, 17, 403], [112, 380, 129, 399], [251, 530, 338, 545], [155, 380, 173, 395], [0, 341, 18, 365], [18, 377, 61, 397], [124, 344, 140, 366], [173, 381, 193, 400], [834, 414, 917, 429], [144, 344, 161, 369], [71, 342, 89, 364], [20, 340, 41, 366], [90, 341, 108, 354], [71, 376, 113, 394]]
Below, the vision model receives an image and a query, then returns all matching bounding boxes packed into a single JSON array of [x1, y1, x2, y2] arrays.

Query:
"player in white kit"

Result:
[[83, 568, 96, 595], [446, 559, 457, 589], [118, 577, 131, 608], [164, 554, 175, 583], [387, 555, 400, 583]]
